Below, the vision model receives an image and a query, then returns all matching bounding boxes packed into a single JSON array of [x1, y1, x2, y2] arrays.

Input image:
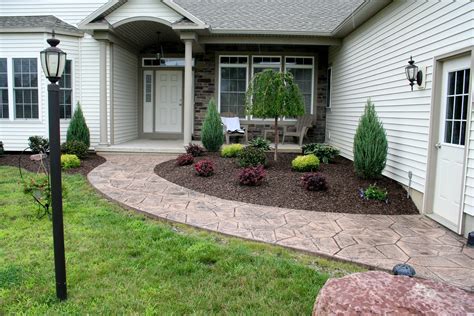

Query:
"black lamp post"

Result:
[[40, 31, 68, 301], [405, 56, 423, 91]]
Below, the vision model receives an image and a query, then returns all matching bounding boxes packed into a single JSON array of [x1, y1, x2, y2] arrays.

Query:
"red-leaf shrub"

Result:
[[194, 159, 215, 177], [238, 165, 266, 186], [176, 153, 194, 166], [301, 173, 328, 191], [185, 143, 204, 157]]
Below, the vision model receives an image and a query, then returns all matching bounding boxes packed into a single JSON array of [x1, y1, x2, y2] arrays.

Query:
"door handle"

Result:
[[435, 142, 442, 149], [179, 99, 182, 107]]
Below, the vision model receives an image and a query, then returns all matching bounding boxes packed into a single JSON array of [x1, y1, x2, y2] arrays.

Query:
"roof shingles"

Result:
[[0, 15, 82, 34]]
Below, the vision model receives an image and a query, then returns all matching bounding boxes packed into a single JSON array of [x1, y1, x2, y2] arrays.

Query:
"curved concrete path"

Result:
[[88, 154, 474, 291]]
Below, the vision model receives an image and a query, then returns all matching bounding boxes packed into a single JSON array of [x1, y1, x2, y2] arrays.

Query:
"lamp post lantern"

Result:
[[40, 31, 67, 301]]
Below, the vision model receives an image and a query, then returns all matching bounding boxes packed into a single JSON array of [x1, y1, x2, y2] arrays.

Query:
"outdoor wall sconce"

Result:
[[405, 56, 423, 91]]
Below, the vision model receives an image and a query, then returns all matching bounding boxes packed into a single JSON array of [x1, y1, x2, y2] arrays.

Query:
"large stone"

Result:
[[313, 271, 474, 315]]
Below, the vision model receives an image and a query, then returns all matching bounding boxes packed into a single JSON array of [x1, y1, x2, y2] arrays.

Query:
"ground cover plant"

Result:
[[61, 154, 81, 169], [176, 153, 194, 166], [194, 159, 214, 177], [248, 137, 271, 151], [237, 146, 267, 167], [238, 165, 266, 186], [302, 143, 340, 164], [0, 165, 364, 314], [185, 143, 205, 157], [61, 140, 89, 159], [221, 144, 243, 158], [292, 154, 320, 172], [28, 136, 49, 153]]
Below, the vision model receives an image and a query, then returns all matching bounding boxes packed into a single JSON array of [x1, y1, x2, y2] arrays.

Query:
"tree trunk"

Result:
[[274, 117, 279, 161]]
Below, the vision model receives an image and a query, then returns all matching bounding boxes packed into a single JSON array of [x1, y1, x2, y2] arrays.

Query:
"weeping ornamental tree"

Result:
[[245, 69, 305, 161], [67, 102, 90, 148], [353, 99, 388, 179], [201, 98, 225, 152]]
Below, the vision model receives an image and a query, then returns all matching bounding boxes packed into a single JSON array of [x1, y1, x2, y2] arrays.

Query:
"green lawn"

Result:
[[0, 166, 364, 314]]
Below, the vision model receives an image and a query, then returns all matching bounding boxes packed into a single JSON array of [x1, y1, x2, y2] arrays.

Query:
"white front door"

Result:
[[432, 55, 471, 231], [155, 70, 182, 133]]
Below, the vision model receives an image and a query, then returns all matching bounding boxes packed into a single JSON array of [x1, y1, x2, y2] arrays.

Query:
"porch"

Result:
[[95, 139, 303, 154]]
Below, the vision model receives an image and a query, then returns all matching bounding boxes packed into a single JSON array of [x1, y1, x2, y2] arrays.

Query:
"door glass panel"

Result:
[[444, 68, 470, 146]]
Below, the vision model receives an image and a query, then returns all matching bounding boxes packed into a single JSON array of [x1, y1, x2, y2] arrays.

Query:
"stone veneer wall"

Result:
[[193, 45, 328, 143]]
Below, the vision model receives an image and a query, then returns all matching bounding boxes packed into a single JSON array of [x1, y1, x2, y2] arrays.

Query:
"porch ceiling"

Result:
[[114, 20, 183, 53]]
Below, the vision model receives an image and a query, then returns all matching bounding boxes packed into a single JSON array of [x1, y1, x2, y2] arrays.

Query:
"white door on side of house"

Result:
[[155, 70, 182, 133], [432, 55, 471, 231]]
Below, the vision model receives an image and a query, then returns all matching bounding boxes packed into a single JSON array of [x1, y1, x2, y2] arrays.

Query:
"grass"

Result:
[[0, 166, 364, 314]]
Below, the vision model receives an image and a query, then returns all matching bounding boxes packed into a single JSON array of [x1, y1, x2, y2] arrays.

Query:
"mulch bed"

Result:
[[155, 153, 419, 215], [0, 153, 106, 177]]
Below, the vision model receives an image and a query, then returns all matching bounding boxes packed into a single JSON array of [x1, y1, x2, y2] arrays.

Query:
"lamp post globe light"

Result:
[[40, 31, 68, 301]]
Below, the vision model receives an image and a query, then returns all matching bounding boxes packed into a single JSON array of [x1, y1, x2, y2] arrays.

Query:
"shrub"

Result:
[[302, 143, 340, 164], [248, 137, 271, 151], [194, 159, 214, 177], [28, 136, 49, 153], [61, 140, 89, 159], [301, 173, 328, 191], [238, 165, 266, 186], [185, 143, 204, 157], [0, 141, 4, 156], [292, 154, 320, 172], [221, 144, 244, 158], [61, 154, 80, 169], [67, 102, 90, 148], [237, 146, 267, 167], [201, 99, 224, 152], [176, 153, 194, 166], [359, 184, 388, 202], [354, 99, 387, 179]]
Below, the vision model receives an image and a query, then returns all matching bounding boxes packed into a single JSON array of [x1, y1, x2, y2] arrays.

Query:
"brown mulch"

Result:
[[0, 153, 106, 177], [155, 153, 419, 215]]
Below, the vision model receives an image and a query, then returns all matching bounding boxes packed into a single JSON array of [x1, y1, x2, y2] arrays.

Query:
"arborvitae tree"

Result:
[[67, 102, 90, 148], [201, 99, 224, 152], [353, 99, 388, 179], [245, 69, 305, 161]]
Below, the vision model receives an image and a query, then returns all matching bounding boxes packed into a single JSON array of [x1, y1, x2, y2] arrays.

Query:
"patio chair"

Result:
[[221, 112, 248, 144], [281, 114, 313, 146]]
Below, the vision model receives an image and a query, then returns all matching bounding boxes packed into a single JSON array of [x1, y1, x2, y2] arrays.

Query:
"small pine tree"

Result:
[[67, 102, 90, 148], [353, 99, 388, 179], [201, 99, 224, 152]]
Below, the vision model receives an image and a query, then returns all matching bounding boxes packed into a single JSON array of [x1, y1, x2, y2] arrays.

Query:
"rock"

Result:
[[392, 263, 416, 276], [313, 271, 474, 315], [30, 153, 47, 161]]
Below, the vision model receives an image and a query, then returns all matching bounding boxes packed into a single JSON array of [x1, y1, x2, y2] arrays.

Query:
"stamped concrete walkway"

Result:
[[88, 154, 474, 291]]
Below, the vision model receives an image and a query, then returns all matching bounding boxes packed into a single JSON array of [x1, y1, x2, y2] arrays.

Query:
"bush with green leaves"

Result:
[[201, 99, 224, 152], [248, 137, 271, 151], [61, 140, 88, 159], [302, 143, 340, 164], [61, 154, 81, 169], [221, 144, 244, 158], [28, 136, 49, 153], [237, 146, 267, 167], [353, 99, 387, 179], [359, 184, 388, 202], [67, 102, 90, 148], [245, 69, 305, 161], [0, 141, 4, 156], [292, 154, 320, 172]]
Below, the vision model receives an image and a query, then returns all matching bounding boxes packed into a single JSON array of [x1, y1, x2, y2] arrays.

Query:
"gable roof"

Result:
[[171, 0, 366, 35], [0, 15, 83, 36]]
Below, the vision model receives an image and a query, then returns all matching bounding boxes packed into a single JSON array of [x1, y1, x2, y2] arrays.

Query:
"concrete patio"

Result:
[[88, 154, 474, 291]]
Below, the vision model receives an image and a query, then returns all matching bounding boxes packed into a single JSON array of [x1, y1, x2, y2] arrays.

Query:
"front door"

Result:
[[432, 55, 471, 231], [155, 70, 182, 133]]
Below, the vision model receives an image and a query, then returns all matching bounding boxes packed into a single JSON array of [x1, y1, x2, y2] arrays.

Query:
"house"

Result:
[[0, 0, 472, 236]]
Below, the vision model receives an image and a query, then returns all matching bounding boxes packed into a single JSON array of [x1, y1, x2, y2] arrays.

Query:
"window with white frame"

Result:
[[285, 57, 314, 114], [219, 56, 248, 118], [13, 58, 38, 119], [59, 60, 72, 119], [0, 58, 8, 118], [252, 56, 281, 77], [326, 67, 332, 108]]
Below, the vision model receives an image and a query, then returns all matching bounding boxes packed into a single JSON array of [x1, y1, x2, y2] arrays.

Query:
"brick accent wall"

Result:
[[192, 45, 328, 143]]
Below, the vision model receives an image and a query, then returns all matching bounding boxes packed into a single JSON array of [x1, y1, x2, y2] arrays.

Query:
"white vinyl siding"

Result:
[[327, 1, 474, 197], [112, 44, 138, 144], [105, 0, 183, 26]]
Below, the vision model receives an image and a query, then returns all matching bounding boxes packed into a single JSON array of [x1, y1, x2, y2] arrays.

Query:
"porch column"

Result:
[[99, 41, 108, 146], [183, 38, 193, 144]]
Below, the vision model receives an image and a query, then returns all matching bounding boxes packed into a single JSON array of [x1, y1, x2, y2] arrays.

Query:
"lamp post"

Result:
[[40, 31, 68, 301]]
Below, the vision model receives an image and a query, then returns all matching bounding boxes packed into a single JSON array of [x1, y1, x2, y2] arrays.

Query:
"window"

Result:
[[0, 58, 8, 118], [59, 60, 72, 119], [326, 67, 332, 108], [13, 58, 38, 119], [286, 57, 314, 114], [444, 68, 470, 146], [252, 56, 281, 77], [219, 56, 248, 118]]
